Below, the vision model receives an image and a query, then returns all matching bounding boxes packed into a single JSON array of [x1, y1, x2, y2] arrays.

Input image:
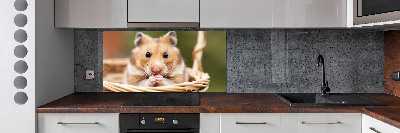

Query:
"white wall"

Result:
[[0, 0, 36, 132], [35, 0, 74, 107], [0, 0, 74, 132]]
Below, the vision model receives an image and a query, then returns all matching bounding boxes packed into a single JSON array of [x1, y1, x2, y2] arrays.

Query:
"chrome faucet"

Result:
[[317, 54, 330, 95]]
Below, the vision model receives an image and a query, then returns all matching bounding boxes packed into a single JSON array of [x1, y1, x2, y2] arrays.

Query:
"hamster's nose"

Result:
[[150, 62, 163, 75], [151, 68, 161, 74]]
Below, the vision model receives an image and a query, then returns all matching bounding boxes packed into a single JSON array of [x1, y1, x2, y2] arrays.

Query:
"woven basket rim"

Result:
[[103, 67, 210, 92]]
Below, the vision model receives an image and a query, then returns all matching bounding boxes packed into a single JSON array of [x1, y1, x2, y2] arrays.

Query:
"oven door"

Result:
[[126, 129, 199, 133]]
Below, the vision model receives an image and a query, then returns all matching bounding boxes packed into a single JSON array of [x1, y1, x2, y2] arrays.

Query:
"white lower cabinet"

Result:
[[38, 113, 400, 133], [38, 113, 119, 133], [362, 114, 400, 133], [221, 113, 281, 133], [201, 113, 362, 133], [281, 113, 361, 133], [200, 113, 220, 133]]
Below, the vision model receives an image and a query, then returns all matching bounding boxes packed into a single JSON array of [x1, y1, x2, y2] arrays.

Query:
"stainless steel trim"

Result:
[[127, 22, 199, 28], [369, 127, 382, 133], [357, 0, 362, 17], [236, 122, 267, 124], [301, 122, 342, 125], [353, 0, 400, 25], [57, 122, 99, 124]]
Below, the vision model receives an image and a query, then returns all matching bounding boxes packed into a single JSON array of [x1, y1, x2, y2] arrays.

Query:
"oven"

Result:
[[354, 0, 400, 25], [120, 114, 200, 133]]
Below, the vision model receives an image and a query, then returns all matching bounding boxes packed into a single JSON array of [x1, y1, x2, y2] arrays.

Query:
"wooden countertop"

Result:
[[36, 92, 400, 128], [363, 107, 400, 129]]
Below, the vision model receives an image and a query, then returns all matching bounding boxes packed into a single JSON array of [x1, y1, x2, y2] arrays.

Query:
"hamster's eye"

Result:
[[145, 52, 151, 58], [163, 52, 168, 58]]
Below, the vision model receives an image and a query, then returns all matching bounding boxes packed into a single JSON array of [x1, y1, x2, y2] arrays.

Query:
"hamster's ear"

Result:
[[163, 31, 177, 46], [134, 32, 144, 47]]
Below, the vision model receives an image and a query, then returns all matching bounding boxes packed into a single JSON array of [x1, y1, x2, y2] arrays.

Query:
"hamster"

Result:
[[124, 31, 186, 87]]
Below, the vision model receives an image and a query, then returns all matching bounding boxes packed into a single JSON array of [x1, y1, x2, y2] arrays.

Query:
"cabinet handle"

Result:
[[236, 122, 267, 124], [301, 122, 342, 125], [369, 127, 382, 133], [57, 122, 99, 125]]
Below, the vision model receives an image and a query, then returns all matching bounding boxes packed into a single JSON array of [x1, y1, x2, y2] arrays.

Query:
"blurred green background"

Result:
[[109, 31, 226, 92]]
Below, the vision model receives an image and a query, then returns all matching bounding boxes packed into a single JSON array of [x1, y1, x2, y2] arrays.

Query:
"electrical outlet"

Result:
[[393, 71, 400, 81], [86, 70, 95, 79]]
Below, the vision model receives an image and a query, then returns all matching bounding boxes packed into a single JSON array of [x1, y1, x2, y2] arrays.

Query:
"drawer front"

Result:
[[38, 113, 119, 133], [281, 113, 361, 133], [128, 0, 199, 22], [362, 114, 400, 133], [297, 113, 361, 133], [221, 113, 280, 133]]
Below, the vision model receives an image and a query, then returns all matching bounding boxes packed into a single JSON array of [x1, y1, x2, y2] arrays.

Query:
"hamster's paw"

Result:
[[154, 75, 164, 82], [149, 75, 163, 83], [149, 76, 157, 83]]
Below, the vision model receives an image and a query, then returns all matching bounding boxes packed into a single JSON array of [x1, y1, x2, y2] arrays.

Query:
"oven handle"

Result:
[[126, 129, 198, 133]]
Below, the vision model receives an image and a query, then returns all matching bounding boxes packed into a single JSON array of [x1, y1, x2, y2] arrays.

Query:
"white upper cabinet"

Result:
[[54, 0, 351, 28], [200, 0, 274, 28], [201, 0, 350, 28], [127, 0, 199, 23], [55, 0, 127, 28], [273, 0, 348, 28]]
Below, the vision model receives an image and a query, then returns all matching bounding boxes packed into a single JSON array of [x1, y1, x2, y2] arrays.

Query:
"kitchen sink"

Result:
[[275, 93, 385, 106]]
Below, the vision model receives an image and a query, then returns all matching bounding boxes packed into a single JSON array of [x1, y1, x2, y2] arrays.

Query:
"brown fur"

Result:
[[125, 31, 185, 87]]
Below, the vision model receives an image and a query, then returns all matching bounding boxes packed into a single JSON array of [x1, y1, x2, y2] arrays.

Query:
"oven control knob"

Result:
[[173, 119, 178, 125], [141, 120, 145, 125]]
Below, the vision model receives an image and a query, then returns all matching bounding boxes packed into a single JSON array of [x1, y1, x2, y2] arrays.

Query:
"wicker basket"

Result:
[[103, 31, 210, 92]]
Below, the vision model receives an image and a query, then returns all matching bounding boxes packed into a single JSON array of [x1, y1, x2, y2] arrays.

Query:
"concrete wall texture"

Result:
[[74, 29, 384, 93]]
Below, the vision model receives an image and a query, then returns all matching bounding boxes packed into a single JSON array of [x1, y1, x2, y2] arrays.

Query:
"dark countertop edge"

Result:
[[36, 107, 362, 113], [36, 107, 202, 113]]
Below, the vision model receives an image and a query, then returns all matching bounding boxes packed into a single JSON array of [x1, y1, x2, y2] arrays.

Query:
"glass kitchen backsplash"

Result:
[[103, 31, 226, 92]]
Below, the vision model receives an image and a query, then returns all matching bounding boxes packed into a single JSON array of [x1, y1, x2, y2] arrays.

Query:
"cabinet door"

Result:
[[200, 0, 273, 28], [128, 0, 199, 22], [38, 113, 119, 133], [362, 114, 400, 133], [55, 0, 127, 28], [220, 113, 280, 133], [281, 113, 361, 133], [200, 113, 220, 133], [273, 0, 348, 28]]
